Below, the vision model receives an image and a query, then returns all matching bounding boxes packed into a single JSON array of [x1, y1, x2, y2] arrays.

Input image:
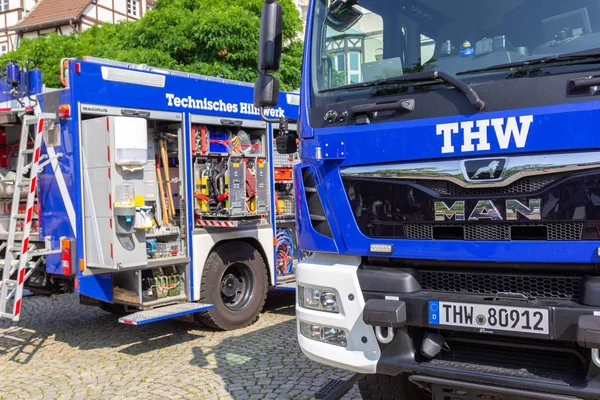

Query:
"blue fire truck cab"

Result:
[[256, 0, 600, 399]]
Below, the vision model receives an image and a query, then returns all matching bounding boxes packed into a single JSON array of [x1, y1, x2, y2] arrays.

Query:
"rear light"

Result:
[[58, 104, 70, 118], [61, 238, 72, 275], [74, 62, 81, 74]]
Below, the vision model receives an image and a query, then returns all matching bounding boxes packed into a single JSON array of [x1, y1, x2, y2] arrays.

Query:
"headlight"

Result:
[[298, 285, 339, 313], [300, 321, 347, 347]]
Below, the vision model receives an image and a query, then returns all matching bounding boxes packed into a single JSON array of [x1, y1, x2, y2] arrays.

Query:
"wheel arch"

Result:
[[209, 237, 274, 287]]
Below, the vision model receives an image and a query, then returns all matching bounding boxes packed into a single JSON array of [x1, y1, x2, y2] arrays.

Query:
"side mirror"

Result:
[[325, 0, 363, 32], [258, 0, 282, 73], [254, 74, 279, 109]]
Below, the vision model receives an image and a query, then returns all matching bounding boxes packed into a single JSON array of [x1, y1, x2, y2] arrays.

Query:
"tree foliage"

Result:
[[1, 0, 303, 90]]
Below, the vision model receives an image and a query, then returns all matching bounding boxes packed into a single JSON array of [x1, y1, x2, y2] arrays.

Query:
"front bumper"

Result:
[[296, 254, 600, 399]]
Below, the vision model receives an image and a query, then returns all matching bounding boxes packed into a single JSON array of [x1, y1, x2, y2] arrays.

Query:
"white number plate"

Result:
[[429, 301, 549, 335]]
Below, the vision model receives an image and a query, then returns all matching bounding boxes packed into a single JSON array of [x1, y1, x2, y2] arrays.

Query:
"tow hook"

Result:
[[362, 298, 407, 345], [375, 326, 394, 344], [576, 315, 600, 367], [593, 349, 600, 368], [421, 332, 447, 359]]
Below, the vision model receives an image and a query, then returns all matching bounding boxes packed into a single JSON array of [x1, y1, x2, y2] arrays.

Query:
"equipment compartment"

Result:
[[81, 112, 189, 271], [193, 122, 265, 158], [191, 117, 270, 226]]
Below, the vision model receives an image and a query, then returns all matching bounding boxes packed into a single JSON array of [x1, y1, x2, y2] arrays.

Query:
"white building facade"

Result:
[[0, 0, 153, 54]]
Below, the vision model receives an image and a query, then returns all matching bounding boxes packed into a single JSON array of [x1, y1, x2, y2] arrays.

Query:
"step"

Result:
[[314, 374, 364, 400], [118, 302, 213, 326], [275, 281, 296, 291]]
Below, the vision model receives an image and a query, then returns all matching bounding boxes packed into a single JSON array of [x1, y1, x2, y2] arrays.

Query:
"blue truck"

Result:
[[255, 0, 600, 399], [0, 56, 300, 329]]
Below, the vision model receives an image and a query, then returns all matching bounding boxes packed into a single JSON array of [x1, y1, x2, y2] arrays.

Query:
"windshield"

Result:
[[311, 0, 600, 96]]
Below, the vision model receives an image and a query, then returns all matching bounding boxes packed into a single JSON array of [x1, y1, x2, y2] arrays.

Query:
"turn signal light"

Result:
[[58, 105, 71, 118]]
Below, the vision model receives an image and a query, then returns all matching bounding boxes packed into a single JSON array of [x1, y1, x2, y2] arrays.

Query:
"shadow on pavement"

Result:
[[0, 287, 297, 363], [188, 292, 358, 400]]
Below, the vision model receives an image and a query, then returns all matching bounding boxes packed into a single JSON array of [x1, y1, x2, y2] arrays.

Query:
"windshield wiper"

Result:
[[320, 70, 486, 110], [457, 49, 600, 76]]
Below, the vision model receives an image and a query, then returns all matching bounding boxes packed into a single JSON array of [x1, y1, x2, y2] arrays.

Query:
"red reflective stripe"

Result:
[[26, 207, 33, 223], [33, 147, 41, 163], [22, 237, 29, 253], [107, 168, 111, 180], [108, 193, 112, 210], [109, 218, 113, 229], [107, 146, 110, 162], [37, 118, 44, 134], [0, 108, 32, 112], [18, 268, 25, 284], [14, 299, 21, 316], [110, 243, 113, 259], [123, 320, 134, 325], [30, 176, 36, 193], [106, 117, 110, 131]]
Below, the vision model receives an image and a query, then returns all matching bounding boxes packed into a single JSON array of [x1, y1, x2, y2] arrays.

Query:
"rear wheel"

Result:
[[197, 241, 268, 330], [358, 374, 430, 400]]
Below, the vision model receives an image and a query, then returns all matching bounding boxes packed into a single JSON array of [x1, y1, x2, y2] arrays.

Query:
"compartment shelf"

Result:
[[114, 293, 188, 310], [146, 256, 190, 268]]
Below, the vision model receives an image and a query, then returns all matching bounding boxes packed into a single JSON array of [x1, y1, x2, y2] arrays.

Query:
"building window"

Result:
[[128, 0, 139, 17], [0, 0, 8, 12], [335, 53, 345, 72], [347, 51, 362, 84], [0, 44, 7, 55]]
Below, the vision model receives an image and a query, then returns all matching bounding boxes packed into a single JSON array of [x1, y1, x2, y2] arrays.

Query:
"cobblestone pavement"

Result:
[[0, 290, 361, 400]]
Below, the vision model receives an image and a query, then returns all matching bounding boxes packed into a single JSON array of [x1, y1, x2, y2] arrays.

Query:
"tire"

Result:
[[98, 301, 127, 316], [196, 241, 268, 330], [358, 374, 430, 400]]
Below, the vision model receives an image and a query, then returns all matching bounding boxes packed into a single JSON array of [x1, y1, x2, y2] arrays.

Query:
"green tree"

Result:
[[1, 0, 303, 90]]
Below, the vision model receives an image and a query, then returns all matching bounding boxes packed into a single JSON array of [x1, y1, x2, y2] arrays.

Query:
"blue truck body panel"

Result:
[[295, 0, 600, 265], [31, 59, 298, 300]]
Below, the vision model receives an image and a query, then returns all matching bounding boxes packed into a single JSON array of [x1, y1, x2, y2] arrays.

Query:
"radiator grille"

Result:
[[419, 270, 582, 300], [417, 173, 565, 196], [404, 223, 583, 241]]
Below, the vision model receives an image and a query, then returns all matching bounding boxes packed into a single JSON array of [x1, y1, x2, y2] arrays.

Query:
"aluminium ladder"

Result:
[[0, 112, 56, 321]]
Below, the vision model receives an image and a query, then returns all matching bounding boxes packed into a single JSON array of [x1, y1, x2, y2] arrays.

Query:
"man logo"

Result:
[[463, 158, 506, 182]]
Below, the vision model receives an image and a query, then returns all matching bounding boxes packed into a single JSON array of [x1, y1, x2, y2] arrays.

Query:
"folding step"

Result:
[[118, 302, 213, 326], [275, 281, 296, 291], [314, 374, 363, 400]]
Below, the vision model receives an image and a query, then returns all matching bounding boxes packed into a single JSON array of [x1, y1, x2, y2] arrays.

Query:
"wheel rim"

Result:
[[219, 263, 253, 311]]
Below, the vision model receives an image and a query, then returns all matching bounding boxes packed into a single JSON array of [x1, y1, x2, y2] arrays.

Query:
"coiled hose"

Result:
[[276, 228, 295, 276]]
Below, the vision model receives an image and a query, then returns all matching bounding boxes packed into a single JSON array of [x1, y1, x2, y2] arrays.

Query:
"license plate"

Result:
[[429, 301, 549, 335]]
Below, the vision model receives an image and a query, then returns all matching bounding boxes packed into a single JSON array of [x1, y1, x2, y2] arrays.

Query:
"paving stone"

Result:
[[0, 291, 361, 399]]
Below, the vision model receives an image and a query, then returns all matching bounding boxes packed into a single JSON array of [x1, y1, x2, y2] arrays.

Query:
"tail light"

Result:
[[58, 104, 71, 118], [61, 238, 74, 275]]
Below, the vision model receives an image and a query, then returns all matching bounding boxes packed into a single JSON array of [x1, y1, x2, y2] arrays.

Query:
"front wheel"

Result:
[[196, 241, 268, 330], [358, 374, 430, 400]]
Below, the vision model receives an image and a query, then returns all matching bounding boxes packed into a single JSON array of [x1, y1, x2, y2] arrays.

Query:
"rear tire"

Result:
[[197, 241, 268, 330], [358, 374, 430, 400]]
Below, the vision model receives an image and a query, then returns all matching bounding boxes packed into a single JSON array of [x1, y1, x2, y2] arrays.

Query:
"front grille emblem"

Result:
[[463, 158, 507, 182]]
